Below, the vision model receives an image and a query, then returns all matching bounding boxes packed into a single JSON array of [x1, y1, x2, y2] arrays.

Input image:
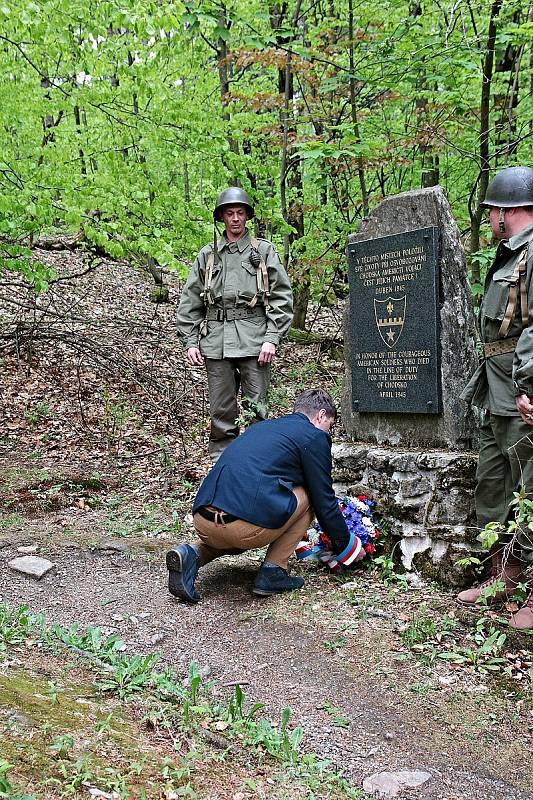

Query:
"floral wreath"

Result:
[[296, 495, 382, 572]]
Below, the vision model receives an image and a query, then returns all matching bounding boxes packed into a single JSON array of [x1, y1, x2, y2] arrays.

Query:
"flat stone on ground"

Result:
[[362, 769, 432, 797], [8, 555, 55, 579]]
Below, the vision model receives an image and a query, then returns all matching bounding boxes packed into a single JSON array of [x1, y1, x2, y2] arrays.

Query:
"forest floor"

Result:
[[0, 249, 531, 800]]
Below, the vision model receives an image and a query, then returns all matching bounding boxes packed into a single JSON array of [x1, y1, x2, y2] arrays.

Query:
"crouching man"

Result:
[[166, 389, 361, 602]]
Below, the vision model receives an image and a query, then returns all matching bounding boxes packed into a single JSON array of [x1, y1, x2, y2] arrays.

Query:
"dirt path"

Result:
[[1, 527, 531, 800]]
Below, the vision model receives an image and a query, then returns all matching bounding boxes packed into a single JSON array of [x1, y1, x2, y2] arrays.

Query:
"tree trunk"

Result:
[[348, 0, 369, 215], [217, 6, 240, 164], [127, 50, 154, 204], [410, 1, 440, 189], [494, 9, 522, 163], [278, 0, 309, 329], [469, 0, 503, 279], [73, 105, 87, 176]]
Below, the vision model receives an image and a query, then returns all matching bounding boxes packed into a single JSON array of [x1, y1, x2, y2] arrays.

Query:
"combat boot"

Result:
[[166, 544, 201, 603], [456, 549, 523, 605], [509, 590, 533, 630], [253, 562, 304, 596]]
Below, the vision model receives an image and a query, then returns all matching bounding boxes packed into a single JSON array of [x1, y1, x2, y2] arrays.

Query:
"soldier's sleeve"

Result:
[[513, 252, 533, 397], [261, 242, 293, 346], [176, 249, 207, 350]]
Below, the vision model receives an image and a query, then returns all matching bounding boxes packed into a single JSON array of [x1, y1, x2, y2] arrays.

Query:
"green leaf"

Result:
[[437, 651, 467, 663], [214, 26, 231, 42]]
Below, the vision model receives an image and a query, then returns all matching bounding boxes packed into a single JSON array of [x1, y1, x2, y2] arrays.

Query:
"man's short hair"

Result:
[[294, 389, 337, 420]]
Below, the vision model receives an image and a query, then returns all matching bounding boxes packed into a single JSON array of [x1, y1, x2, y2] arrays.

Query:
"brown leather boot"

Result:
[[456, 549, 523, 605], [509, 590, 533, 630]]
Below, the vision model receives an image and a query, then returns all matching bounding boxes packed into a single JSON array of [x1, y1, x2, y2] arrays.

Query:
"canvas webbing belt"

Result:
[[205, 306, 266, 322], [483, 337, 519, 358]]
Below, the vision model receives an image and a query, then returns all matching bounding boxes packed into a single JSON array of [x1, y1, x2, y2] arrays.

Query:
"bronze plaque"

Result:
[[347, 227, 441, 414]]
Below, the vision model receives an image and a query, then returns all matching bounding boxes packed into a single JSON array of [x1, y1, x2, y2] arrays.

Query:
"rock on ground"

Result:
[[363, 769, 432, 798], [7, 555, 55, 579]]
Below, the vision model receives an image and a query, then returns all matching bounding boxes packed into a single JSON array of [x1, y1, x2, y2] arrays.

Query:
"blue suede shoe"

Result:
[[166, 544, 201, 603], [253, 563, 305, 596]]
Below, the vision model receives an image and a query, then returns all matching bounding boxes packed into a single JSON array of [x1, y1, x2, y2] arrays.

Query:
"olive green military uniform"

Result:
[[462, 223, 533, 562], [177, 230, 293, 458]]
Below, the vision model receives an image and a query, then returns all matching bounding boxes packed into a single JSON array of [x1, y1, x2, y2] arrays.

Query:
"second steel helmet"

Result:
[[481, 166, 533, 208], [213, 187, 254, 221]]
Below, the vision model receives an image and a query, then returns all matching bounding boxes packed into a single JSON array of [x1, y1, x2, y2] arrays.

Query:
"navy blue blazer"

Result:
[[193, 412, 350, 553]]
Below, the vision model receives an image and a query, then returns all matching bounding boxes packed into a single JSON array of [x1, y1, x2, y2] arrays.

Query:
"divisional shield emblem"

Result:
[[374, 296, 406, 348]]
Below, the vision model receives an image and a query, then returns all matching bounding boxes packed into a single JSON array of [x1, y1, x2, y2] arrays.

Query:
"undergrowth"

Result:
[[0, 602, 360, 799]]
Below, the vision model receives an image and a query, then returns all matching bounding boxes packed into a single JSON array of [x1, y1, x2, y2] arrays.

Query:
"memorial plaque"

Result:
[[347, 226, 441, 414]]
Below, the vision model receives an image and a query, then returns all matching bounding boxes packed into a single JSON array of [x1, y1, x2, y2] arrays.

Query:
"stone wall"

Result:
[[332, 442, 481, 586]]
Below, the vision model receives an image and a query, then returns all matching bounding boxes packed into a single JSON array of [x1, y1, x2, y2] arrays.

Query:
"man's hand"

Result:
[[258, 342, 276, 365], [515, 393, 533, 426], [186, 347, 204, 367]]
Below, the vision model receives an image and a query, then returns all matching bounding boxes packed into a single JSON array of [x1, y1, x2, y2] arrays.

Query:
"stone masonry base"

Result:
[[332, 442, 481, 586]]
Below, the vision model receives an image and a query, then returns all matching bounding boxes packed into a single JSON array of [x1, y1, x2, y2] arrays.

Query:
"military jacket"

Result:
[[177, 231, 293, 359], [462, 223, 533, 414]]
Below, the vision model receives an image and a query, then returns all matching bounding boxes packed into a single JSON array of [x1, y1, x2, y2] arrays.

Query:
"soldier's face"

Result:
[[222, 205, 247, 240]]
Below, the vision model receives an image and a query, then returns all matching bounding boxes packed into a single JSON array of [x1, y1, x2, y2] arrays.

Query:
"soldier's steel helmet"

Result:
[[213, 187, 254, 221], [481, 166, 533, 208]]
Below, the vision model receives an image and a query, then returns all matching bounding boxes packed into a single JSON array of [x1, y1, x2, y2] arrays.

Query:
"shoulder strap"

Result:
[[197, 249, 215, 338], [498, 237, 532, 337], [519, 241, 529, 329], [200, 249, 215, 308], [250, 237, 271, 311]]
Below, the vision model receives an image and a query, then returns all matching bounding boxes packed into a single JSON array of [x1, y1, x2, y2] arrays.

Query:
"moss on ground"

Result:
[[0, 658, 186, 798], [0, 647, 358, 800]]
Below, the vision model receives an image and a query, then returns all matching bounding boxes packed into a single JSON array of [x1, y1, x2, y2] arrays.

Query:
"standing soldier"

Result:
[[177, 188, 293, 461], [460, 166, 533, 630]]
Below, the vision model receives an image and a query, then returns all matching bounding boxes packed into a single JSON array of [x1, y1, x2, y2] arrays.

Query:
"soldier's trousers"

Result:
[[205, 356, 271, 460], [476, 413, 533, 563]]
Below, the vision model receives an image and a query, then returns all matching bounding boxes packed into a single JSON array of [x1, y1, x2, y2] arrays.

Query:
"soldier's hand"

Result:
[[515, 393, 533, 426], [186, 347, 204, 367], [258, 342, 276, 365]]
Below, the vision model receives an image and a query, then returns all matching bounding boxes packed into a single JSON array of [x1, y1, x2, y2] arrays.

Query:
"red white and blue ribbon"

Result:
[[295, 495, 380, 572], [295, 533, 362, 572]]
